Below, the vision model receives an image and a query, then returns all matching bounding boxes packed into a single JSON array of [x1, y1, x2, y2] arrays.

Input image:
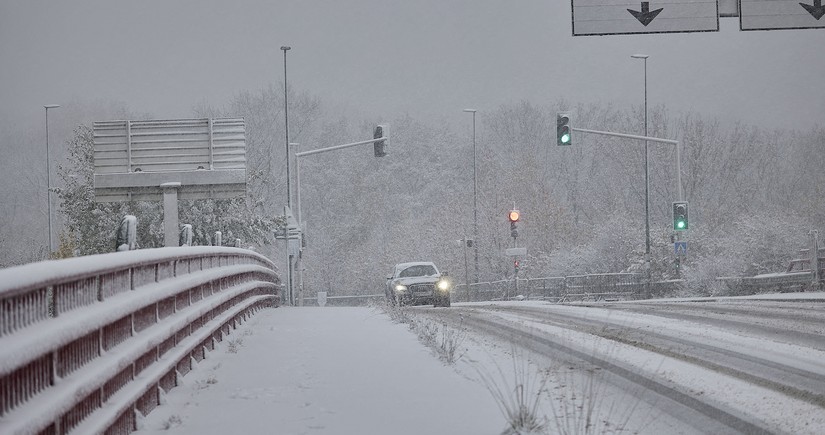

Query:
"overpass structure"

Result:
[[0, 247, 279, 435]]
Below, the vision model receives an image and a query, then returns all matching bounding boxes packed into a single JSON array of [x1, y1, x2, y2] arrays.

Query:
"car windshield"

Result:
[[399, 265, 436, 278]]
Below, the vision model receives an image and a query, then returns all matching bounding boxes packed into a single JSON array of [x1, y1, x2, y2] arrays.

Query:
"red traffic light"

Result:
[[508, 210, 520, 223]]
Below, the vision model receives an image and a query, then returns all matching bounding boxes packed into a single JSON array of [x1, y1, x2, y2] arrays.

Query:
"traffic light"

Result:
[[373, 124, 389, 157], [508, 209, 520, 238], [556, 112, 571, 146], [673, 201, 688, 231], [514, 259, 520, 271]]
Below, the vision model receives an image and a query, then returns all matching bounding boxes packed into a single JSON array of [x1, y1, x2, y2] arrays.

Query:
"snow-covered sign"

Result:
[[740, 0, 825, 31], [571, 0, 719, 36], [93, 118, 247, 202], [505, 247, 527, 256]]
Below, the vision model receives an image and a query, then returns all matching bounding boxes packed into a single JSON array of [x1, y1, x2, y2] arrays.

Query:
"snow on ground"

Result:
[[474, 295, 825, 434], [137, 306, 507, 435], [135, 293, 825, 434]]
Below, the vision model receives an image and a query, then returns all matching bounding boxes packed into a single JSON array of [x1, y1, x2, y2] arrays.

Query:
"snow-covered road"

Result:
[[137, 294, 825, 435], [420, 296, 825, 434]]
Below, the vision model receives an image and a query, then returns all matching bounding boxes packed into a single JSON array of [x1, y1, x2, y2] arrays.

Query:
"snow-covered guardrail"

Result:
[[455, 274, 683, 302], [0, 247, 280, 435]]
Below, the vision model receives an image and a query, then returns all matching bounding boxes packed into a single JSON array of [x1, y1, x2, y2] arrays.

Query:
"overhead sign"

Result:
[[740, 0, 825, 31], [93, 118, 246, 202], [572, 0, 720, 36]]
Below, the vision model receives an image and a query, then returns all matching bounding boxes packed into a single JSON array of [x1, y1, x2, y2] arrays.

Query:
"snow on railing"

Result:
[[0, 247, 280, 434]]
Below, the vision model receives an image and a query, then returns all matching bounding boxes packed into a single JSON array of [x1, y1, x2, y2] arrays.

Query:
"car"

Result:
[[385, 261, 452, 307]]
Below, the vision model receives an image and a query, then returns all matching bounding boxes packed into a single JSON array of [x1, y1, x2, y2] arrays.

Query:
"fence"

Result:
[[0, 246, 279, 435], [299, 273, 684, 306], [454, 273, 683, 303], [717, 240, 824, 295]]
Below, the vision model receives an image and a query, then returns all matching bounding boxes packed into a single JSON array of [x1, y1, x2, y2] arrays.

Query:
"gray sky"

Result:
[[2, 0, 823, 132]]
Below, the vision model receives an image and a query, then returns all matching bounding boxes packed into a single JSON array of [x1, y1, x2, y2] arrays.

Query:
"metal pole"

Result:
[[472, 112, 479, 285], [463, 109, 479, 285], [44, 104, 60, 254], [676, 138, 683, 201], [296, 154, 302, 226], [281, 46, 292, 209], [632, 54, 651, 296], [281, 46, 292, 305], [462, 236, 470, 302], [643, 57, 650, 261]]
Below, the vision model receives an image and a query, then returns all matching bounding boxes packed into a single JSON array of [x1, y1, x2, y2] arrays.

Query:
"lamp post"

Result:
[[280, 45, 294, 304], [281, 46, 292, 209], [463, 109, 479, 287], [44, 104, 60, 254], [631, 54, 650, 276]]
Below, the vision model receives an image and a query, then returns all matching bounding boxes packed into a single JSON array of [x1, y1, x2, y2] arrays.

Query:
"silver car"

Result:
[[386, 261, 452, 307]]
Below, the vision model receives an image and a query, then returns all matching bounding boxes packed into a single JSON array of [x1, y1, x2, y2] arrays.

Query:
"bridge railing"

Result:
[[0, 246, 279, 435], [455, 273, 683, 302]]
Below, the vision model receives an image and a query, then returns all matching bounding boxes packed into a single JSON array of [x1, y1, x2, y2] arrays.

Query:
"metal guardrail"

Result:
[[717, 271, 819, 295], [0, 247, 279, 434], [455, 273, 683, 303], [299, 273, 686, 306]]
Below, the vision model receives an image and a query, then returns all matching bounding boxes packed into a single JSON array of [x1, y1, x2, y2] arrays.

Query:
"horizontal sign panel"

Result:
[[572, 0, 719, 35], [93, 118, 246, 175], [93, 118, 247, 202], [740, 0, 825, 30], [505, 247, 527, 256], [94, 169, 246, 202]]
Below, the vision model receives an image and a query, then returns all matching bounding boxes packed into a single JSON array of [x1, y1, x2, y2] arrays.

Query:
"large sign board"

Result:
[[740, 0, 825, 31], [93, 118, 246, 202], [572, 0, 720, 35]]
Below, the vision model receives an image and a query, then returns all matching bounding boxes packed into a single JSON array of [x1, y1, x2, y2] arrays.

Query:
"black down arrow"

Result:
[[627, 2, 664, 26], [799, 0, 825, 20]]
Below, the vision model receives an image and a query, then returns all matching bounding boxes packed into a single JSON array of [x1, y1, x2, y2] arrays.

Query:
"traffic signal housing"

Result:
[[673, 201, 688, 231], [557, 112, 571, 146], [373, 124, 389, 157], [508, 209, 520, 238]]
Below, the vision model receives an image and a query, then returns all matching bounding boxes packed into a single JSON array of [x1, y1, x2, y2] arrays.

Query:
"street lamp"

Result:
[[463, 109, 479, 286], [44, 104, 60, 254], [281, 46, 292, 209], [630, 54, 650, 273]]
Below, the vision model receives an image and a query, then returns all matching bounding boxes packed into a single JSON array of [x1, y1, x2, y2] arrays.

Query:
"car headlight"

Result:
[[436, 279, 451, 292], [394, 284, 407, 292]]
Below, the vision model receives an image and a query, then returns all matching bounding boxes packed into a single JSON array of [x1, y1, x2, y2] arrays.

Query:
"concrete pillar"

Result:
[[161, 182, 182, 247]]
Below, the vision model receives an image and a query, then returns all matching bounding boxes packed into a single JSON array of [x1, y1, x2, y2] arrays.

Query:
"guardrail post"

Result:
[[812, 230, 820, 291]]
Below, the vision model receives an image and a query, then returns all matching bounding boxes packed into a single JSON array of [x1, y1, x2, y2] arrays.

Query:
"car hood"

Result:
[[392, 276, 440, 286]]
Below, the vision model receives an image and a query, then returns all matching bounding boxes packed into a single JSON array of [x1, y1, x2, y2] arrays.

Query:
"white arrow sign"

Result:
[[572, 0, 719, 36]]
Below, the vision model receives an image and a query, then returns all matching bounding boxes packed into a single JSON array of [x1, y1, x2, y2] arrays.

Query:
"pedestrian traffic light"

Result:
[[508, 209, 520, 238], [373, 124, 388, 157], [673, 201, 688, 231], [557, 112, 571, 146]]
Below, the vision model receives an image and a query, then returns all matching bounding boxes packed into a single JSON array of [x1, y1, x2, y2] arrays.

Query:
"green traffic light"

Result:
[[677, 220, 685, 229], [561, 133, 570, 143]]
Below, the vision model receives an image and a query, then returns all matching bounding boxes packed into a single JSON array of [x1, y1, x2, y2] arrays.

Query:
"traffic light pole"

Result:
[[293, 133, 389, 305], [572, 127, 683, 298], [571, 127, 682, 201]]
